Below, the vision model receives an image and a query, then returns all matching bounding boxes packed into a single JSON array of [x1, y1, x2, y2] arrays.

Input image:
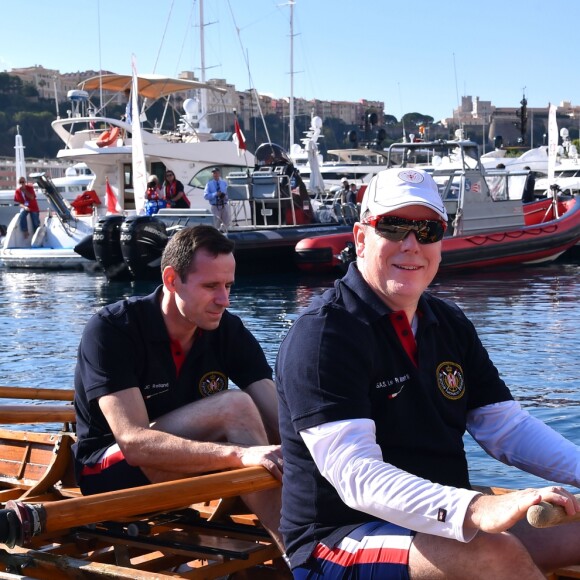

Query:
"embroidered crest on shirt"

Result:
[[199, 372, 228, 397], [436, 362, 465, 400]]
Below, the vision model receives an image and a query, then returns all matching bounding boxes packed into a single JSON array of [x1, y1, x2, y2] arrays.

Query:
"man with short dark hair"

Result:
[[276, 167, 580, 578], [73, 225, 283, 549]]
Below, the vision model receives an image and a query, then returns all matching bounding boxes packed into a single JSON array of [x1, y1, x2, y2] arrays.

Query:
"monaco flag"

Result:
[[233, 116, 247, 155], [105, 176, 120, 214]]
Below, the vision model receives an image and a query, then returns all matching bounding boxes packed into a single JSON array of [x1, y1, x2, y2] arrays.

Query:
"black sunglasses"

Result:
[[362, 215, 447, 244]]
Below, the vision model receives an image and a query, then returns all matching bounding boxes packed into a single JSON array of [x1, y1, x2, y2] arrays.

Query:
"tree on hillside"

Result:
[[0, 73, 23, 95], [402, 112, 434, 128]]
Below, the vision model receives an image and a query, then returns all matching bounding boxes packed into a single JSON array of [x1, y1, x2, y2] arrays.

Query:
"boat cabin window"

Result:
[[301, 171, 371, 181], [150, 162, 166, 185], [56, 185, 86, 194], [556, 169, 580, 178], [189, 165, 249, 189], [123, 164, 135, 210]]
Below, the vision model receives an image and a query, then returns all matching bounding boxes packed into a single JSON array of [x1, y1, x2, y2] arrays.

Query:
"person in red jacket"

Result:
[[14, 177, 40, 238]]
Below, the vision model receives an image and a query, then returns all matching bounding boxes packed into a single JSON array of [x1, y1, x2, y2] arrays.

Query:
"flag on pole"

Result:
[[233, 116, 246, 156], [105, 176, 120, 214]]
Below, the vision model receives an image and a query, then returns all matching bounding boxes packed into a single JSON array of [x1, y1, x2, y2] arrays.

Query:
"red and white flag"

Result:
[[105, 176, 120, 214], [233, 116, 246, 156]]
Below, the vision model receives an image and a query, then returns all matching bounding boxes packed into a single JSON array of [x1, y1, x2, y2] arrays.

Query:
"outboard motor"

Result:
[[120, 215, 168, 280], [93, 214, 130, 280], [74, 235, 97, 262]]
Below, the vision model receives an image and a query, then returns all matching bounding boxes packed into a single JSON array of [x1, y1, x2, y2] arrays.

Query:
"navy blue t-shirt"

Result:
[[275, 264, 513, 567], [73, 286, 272, 473]]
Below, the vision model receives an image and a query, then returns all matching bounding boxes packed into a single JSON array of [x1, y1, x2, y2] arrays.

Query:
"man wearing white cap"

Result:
[[276, 167, 580, 578]]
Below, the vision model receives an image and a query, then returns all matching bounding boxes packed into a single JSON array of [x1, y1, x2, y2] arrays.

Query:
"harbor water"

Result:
[[0, 262, 578, 492]]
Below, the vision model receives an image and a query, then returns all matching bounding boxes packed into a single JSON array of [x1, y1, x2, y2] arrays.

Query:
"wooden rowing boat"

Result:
[[0, 386, 289, 579], [0, 386, 576, 579]]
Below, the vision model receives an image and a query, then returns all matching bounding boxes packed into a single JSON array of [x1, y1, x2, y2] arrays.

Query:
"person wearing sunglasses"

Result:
[[276, 167, 580, 579], [163, 170, 190, 209]]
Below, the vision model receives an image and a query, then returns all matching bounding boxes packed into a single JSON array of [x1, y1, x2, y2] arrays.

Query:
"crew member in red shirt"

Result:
[[14, 177, 40, 238]]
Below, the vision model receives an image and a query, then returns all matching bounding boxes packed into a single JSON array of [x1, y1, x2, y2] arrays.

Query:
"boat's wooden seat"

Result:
[[0, 428, 76, 502]]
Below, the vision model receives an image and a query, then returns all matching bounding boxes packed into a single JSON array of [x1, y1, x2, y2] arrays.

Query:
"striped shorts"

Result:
[[293, 521, 414, 579], [79, 444, 150, 495]]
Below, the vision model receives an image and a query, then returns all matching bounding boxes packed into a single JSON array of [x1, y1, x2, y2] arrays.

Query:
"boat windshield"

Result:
[[254, 143, 293, 167], [189, 165, 251, 189]]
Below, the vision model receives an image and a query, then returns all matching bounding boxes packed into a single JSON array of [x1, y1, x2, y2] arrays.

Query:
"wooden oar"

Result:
[[1, 466, 279, 546], [0, 405, 75, 424], [527, 494, 580, 528], [0, 386, 74, 401]]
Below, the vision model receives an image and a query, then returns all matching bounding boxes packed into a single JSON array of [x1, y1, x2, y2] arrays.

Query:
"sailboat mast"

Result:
[[199, 0, 208, 130], [289, 0, 295, 151]]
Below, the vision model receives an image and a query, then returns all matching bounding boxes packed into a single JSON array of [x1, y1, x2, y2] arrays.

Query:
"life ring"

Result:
[[96, 127, 120, 148]]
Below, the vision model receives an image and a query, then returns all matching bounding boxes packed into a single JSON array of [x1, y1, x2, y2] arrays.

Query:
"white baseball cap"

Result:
[[360, 168, 448, 221]]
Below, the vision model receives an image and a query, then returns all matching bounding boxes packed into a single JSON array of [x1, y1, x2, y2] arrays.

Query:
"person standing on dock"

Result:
[[204, 167, 231, 232], [276, 167, 580, 579], [73, 225, 284, 551], [14, 176, 40, 239]]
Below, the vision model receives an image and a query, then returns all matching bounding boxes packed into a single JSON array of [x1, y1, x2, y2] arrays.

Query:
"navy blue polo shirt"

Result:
[[73, 286, 272, 473], [275, 264, 513, 567]]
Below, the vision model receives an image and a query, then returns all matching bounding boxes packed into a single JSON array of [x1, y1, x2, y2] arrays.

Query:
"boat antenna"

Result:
[[225, 0, 272, 144], [452, 53, 463, 137], [398, 82, 406, 141], [97, 0, 103, 114], [153, 0, 174, 73], [289, 0, 296, 151]]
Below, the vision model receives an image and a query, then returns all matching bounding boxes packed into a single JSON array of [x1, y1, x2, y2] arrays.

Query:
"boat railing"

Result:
[[52, 117, 131, 150]]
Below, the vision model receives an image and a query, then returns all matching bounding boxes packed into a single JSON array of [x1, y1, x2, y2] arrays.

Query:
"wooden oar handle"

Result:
[[527, 494, 580, 528], [0, 405, 75, 424], [0, 386, 74, 401]]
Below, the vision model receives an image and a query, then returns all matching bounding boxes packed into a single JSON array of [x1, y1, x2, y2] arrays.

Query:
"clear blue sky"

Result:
[[2, 0, 578, 122]]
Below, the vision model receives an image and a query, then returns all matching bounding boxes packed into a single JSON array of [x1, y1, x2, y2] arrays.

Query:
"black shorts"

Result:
[[79, 450, 150, 495]]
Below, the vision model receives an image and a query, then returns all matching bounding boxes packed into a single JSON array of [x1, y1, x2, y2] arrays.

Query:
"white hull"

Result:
[[0, 248, 94, 270], [0, 204, 95, 271]]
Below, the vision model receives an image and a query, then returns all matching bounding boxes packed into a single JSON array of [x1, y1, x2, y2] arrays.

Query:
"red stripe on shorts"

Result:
[[81, 449, 126, 476], [313, 541, 409, 566]]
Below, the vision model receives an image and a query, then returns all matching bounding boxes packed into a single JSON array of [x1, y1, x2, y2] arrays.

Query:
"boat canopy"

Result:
[[79, 74, 226, 100]]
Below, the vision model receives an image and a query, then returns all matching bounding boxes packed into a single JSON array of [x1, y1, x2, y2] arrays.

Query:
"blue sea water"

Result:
[[0, 261, 578, 492]]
